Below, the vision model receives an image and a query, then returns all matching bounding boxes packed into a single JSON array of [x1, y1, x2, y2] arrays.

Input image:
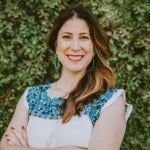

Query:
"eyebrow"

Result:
[[61, 32, 90, 35], [80, 33, 89, 35]]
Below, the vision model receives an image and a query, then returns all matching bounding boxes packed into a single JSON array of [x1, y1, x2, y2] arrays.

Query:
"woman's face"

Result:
[[56, 17, 94, 73]]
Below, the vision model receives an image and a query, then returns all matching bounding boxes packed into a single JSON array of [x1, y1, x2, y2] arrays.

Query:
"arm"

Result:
[[0, 145, 86, 150], [1, 140, 86, 150], [88, 94, 126, 150], [0, 93, 86, 150], [0, 92, 29, 149]]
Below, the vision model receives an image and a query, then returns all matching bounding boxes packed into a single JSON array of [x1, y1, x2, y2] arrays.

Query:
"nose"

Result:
[[71, 38, 80, 51]]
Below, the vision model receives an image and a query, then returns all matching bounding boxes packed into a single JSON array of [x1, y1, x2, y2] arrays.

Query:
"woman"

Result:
[[0, 4, 132, 150]]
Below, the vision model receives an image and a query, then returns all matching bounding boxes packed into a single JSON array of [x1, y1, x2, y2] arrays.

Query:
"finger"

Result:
[[11, 126, 28, 146], [5, 138, 13, 145], [4, 134, 9, 138], [5, 137, 20, 146], [10, 127, 25, 145], [21, 126, 28, 146], [3, 129, 21, 146], [4, 133, 21, 146]]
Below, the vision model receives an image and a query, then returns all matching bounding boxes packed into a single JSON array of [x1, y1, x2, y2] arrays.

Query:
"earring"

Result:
[[55, 55, 60, 69]]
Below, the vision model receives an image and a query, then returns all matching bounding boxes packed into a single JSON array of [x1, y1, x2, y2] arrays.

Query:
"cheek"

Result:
[[84, 43, 94, 55], [82, 41, 93, 49], [56, 41, 63, 55], [87, 47, 95, 62], [56, 41, 70, 52]]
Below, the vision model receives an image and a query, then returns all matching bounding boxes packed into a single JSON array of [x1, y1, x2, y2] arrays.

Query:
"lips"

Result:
[[67, 55, 84, 62]]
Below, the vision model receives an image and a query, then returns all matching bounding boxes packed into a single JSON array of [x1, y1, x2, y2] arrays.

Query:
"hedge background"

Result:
[[0, 0, 149, 149]]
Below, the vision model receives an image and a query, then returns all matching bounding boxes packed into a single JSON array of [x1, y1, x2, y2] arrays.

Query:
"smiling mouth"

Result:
[[67, 55, 84, 62]]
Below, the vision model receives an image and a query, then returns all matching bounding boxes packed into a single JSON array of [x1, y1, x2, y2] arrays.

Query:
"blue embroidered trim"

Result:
[[27, 83, 62, 119], [26, 83, 118, 126], [81, 88, 118, 125]]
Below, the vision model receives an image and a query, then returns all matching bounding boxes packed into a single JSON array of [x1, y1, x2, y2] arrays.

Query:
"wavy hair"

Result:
[[47, 4, 115, 123]]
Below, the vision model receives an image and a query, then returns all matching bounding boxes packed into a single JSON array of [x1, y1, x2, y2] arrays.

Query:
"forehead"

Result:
[[58, 17, 90, 34]]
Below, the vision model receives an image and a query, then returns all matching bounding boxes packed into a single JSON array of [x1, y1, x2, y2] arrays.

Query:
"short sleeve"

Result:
[[24, 86, 42, 115], [101, 89, 133, 121], [82, 89, 132, 126], [101, 89, 125, 112], [22, 83, 51, 116], [22, 86, 40, 111]]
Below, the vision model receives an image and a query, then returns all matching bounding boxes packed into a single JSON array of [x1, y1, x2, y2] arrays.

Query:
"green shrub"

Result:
[[0, 0, 149, 149]]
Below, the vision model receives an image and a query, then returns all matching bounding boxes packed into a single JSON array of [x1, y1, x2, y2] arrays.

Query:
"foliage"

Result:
[[0, 0, 150, 149]]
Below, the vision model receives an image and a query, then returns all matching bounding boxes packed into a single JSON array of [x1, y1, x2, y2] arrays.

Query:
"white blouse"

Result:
[[23, 83, 132, 148]]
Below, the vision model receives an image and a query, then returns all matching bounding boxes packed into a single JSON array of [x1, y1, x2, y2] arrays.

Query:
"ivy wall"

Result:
[[0, 0, 150, 149]]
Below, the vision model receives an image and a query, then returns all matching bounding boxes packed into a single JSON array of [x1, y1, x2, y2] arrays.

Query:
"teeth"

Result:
[[68, 55, 83, 61]]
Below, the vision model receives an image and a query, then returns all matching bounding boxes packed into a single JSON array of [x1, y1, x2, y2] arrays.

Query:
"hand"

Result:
[[71, 146, 88, 150], [4, 126, 28, 146]]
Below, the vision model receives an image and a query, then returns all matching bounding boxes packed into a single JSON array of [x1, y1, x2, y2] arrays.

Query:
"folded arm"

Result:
[[1, 91, 126, 150], [88, 94, 126, 150], [0, 93, 86, 150]]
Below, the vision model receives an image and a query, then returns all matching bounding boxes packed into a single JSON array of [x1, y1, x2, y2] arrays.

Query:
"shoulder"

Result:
[[25, 83, 51, 102], [91, 88, 126, 115], [23, 83, 51, 110], [100, 88, 126, 113], [100, 88, 133, 122], [88, 90, 127, 150], [27, 83, 51, 94], [82, 88, 125, 126]]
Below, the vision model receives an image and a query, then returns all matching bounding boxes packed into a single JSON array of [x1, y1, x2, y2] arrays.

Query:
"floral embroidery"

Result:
[[26, 83, 118, 126], [81, 89, 118, 125]]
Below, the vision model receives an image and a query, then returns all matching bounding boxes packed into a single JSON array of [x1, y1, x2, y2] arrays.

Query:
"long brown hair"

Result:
[[47, 4, 115, 123]]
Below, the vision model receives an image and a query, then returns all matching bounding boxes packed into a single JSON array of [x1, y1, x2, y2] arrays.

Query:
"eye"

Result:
[[80, 36, 89, 40], [62, 35, 71, 40]]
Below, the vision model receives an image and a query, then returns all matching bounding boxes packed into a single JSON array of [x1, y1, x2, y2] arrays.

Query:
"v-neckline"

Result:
[[46, 83, 67, 101]]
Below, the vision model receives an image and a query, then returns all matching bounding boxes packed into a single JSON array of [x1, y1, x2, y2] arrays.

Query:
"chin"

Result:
[[68, 67, 87, 73]]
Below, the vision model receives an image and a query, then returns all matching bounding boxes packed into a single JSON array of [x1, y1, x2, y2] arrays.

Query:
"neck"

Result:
[[56, 69, 85, 92]]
